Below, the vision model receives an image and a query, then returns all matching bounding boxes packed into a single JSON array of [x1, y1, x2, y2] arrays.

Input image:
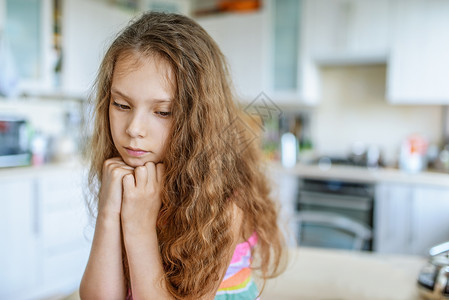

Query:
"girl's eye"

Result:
[[112, 101, 130, 110], [156, 111, 172, 118]]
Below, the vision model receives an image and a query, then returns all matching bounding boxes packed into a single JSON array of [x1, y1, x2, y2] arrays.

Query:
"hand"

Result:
[[121, 162, 165, 233], [98, 157, 135, 217]]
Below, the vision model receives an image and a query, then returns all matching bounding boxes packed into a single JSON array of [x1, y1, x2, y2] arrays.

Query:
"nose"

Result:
[[125, 113, 146, 138]]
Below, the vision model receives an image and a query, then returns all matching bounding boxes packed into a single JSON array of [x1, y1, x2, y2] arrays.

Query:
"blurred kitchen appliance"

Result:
[[295, 179, 375, 251], [0, 116, 31, 167], [417, 241, 449, 299]]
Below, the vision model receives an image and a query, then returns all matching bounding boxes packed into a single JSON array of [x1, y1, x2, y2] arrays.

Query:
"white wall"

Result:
[[312, 65, 443, 166]]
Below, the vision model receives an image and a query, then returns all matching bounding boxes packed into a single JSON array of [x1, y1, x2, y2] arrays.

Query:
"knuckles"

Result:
[[135, 166, 147, 174], [110, 167, 126, 179]]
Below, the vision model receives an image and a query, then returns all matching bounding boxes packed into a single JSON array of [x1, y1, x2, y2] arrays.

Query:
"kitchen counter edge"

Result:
[[266, 161, 449, 188]]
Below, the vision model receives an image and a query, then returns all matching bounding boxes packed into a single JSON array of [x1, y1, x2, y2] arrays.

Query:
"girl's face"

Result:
[[109, 54, 174, 167]]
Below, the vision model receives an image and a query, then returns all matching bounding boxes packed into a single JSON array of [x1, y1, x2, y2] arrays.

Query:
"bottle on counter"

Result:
[[31, 130, 48, 166], [281, 132, 298, 168], [399, 134, 428, 173]]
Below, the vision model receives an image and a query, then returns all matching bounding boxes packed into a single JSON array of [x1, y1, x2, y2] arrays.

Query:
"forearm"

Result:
[[80, 213, 126, 300], [123, 224, 173, 300]]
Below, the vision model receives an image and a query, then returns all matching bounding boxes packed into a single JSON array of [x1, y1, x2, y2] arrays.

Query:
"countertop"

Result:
[[2, 159, 449, 188], [0, 159, 85, 179], [267, 161, 449, 188], [56, 247, 427, 300], [261, 247, 427, 300]]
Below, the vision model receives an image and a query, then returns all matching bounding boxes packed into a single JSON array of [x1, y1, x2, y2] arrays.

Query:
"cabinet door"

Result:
[[0, 0, 5, 29], [61, 0, 133, 96], [387, 0, 449, 104], [37, 168, 91, 294], [4, 0, 54, 92], [374, 183, 414, 254], [411, 186, 449, 256], [0, 179, 38, 299], [268, 168, 300, 247], [197, 11, 267, 103], [304, 0, 390, 63]]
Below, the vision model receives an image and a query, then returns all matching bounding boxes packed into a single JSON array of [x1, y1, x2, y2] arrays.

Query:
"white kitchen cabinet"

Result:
[[375, 183, 449, 256], [36, 168, 91, 297], [0, 166, 92, 300], [61, 0, 134, 97], [197, 11, 267, 103], [0, 0, 5, 29], [3, 0, 55, 93], [0, 179, 39, 299], [374, 183, 414, 254], [268, 167, 300, 247], [303, 0, 391, 64], [387, 0, 449, 104], [197, 0, 314, 106], [411, 186, 449, 255], [300, 0, 391, 103]]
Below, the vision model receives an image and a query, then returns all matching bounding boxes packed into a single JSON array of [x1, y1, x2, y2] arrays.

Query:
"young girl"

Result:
[[80, 11, 286, 300]]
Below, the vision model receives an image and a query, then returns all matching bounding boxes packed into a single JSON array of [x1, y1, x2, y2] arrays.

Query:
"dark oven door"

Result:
[[296, 179, 374, 251]]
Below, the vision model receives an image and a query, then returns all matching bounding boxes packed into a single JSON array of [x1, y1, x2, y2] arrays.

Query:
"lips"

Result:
[[124, 146, 149, 157]]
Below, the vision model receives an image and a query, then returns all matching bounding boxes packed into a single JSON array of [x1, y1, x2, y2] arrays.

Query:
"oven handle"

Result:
[[298, 191, 372, 211]]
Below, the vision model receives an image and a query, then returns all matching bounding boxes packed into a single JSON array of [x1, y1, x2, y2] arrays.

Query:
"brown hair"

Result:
[[85, 11, 286, 299]]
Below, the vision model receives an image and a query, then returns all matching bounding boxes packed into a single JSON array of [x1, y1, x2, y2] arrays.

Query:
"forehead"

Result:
[[112, 51, 176, 93]]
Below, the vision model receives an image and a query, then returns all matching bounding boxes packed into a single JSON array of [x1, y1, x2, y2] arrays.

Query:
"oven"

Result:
[[295, 178, 375, 251]]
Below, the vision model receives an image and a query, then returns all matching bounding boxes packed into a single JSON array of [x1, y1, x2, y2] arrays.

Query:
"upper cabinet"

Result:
[[300, 0, 392, 103], [61, 0, 134, 97], [197, 11, 267, 103], [302, 0, 449, 105], [2, 0, 54, 94], [197, 0, 316, 106], [303, 0, 391, 64], [387, 0, 449, 104]]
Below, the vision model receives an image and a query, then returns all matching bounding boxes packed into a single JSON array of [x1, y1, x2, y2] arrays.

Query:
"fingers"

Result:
[[134, 166, 148, 188], [123, 173, 136, 190], [103, 157, 134, 172], [142, 161, 165, 183], [145, 162, 157, 185]]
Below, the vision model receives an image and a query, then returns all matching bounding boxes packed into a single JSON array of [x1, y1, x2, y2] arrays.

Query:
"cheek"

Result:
[[160, 123, 171, 144], [109, 112, 121, 141]]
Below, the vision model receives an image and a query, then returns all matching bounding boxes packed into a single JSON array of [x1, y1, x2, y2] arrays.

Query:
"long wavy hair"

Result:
[[85, 11, 286, 299]]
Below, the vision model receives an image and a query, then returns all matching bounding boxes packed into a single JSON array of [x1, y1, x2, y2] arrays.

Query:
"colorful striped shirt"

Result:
[[214, 231, 260, 300], [126, 232, 259, 300]]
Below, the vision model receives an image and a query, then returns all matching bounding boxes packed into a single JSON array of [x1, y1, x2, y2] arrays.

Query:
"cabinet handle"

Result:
[[408, 188, 415, 249], [33, 180, 40, 236]]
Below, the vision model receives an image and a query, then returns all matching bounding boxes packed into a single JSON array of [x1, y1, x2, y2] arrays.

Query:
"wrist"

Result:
[[122, 216, 157, 238], [97, 210, 121, 227]]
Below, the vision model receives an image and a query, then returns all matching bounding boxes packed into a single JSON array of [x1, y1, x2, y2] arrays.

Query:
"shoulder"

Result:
[[229, 202, 253, 244], [229, 202, 243, 233]]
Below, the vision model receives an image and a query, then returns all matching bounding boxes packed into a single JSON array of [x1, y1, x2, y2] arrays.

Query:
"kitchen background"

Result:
[[1, 0, 449, 299]]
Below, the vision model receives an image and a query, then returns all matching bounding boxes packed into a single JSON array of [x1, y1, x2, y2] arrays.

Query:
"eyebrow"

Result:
[[110, 88, 172, 103]]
